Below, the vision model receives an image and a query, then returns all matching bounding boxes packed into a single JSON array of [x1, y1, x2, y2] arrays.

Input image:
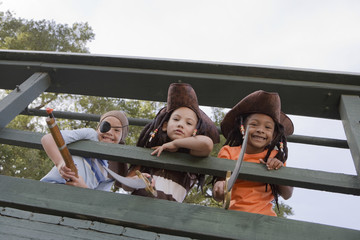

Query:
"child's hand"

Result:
[[57, 162, 73, 179], [141, 172, 156, 188], [151, 142, 179, 157], [65, 175, 88, 188], [259, 157, 284, 170], [212, 180, 225, 202]]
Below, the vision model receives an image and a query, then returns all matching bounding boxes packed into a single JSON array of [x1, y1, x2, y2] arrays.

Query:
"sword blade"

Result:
[[227, 125, 250, 192], [104, 166, 147, 189]]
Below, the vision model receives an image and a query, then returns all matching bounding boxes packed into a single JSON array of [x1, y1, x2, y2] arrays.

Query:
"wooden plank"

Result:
[[1, 50, 360, 119], [0, 128, 359, 195], [0, 72, 51, 129], [0, 175, 359, 240], [339, 95, 360, 176], [0, 212, 125, 240]]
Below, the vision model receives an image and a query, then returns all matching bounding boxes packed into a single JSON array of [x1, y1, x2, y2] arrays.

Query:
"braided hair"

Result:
[[224, 114, 289, 211]]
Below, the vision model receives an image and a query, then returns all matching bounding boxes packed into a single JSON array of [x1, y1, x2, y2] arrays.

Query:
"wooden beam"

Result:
[[1, 50, 360, 119], [339, 95, 360, 176], [0, 72, 51, 130], [0, 175, 359, 240], [0, 128, 359, 195]]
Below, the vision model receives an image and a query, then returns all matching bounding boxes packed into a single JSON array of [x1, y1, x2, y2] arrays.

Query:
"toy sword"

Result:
[[45, 108, 78, 178], [223, 125, 249, 209], [104, 166, 157, 197]]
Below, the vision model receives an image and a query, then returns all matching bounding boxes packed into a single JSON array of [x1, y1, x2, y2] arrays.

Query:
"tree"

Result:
[[0, 10, 94, 52]]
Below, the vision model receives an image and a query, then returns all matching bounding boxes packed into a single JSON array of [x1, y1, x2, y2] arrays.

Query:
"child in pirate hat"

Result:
[[212, 90, 294, 216], [41, 110, 129, 191], [127, 83, 220, 202]]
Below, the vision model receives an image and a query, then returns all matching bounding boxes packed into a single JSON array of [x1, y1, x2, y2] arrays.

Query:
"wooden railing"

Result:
[[0, 50, 359, 239]]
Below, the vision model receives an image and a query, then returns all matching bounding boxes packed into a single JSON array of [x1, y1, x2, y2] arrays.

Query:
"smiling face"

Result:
[[162, 107, 198, 140], [243, 113, 275, 154], [97, 116, 122, 144]]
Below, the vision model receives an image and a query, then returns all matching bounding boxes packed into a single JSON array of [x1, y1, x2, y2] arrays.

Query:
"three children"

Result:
[[41, 85, 293, 217]]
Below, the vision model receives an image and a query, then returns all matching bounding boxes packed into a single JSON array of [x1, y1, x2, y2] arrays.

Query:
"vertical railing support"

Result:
[[339, 94, 360, 176], [0, 72, 51, 130]]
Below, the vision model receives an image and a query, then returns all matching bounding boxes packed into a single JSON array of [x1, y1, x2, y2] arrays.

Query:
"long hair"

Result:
[[225, 114, 289, 210]]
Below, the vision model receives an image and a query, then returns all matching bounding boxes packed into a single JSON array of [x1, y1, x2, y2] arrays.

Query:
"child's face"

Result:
[[97, 116, 123, 144], [243, 113, 275, 154], [162, 107, 198, 140]]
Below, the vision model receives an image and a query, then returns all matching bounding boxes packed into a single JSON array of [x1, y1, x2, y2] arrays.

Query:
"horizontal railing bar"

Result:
[[21, 108, 349, 149], [1, 175, 359, 240], [0, 128, 358, 195]]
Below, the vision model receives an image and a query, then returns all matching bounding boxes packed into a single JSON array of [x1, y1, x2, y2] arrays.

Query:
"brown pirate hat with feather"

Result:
[[221, 90, 294, 138]]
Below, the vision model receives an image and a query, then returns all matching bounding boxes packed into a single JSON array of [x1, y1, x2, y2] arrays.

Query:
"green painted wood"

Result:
[[0, 207, 192, 240], [339, 95, 360, 176], [0, 213, 126, 240], [0, 128, 359, 195], [0, 72, 51, 130], [1, 50, 360, 119], [0, 175, 359, 240]]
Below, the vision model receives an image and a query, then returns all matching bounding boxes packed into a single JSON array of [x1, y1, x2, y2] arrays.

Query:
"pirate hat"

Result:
[[221, 90, 294, 138], [151, 83, 220, 144]]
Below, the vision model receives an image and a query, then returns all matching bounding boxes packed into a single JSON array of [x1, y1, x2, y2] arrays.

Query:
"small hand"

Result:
[[213, 180, 225, 202], [151, 142, 178, 157], [65, 175, 88, 188], [57, 163, 72, 179], [259, 157, 284, 170], [141, 172, 156, 188]]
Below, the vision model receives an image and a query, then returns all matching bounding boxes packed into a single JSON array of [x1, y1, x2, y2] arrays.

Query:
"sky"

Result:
[[1, 0, 360, 231]]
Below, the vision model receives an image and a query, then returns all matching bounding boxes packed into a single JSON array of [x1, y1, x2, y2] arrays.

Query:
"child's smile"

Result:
[[243, 113, 275, 154]]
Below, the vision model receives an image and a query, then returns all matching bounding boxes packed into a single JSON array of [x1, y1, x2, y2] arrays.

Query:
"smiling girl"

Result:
[[41, 110, 129, 191], [212, 90, 294, 216]]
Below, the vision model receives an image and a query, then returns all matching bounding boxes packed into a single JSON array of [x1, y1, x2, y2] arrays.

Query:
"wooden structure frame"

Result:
[[0, 50, 359, 239]]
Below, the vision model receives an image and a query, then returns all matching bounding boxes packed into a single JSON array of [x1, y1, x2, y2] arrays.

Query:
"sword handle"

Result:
[[135, 170, 158, 197], [223, 171, 231, 209]]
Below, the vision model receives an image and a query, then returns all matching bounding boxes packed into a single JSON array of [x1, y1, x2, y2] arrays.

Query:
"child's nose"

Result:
[[256, 126, 264, 133]]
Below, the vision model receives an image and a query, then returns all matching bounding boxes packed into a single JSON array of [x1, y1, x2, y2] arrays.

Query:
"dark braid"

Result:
[[136, 108, 171, 148], [224, 114, 289, 212]]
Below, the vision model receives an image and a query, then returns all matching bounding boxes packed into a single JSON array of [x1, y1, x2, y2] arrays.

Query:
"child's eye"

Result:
[[187, 122, 193, 126]]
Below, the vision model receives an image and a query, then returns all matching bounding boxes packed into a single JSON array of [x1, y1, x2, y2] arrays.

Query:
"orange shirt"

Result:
[[218, 145, 279, 216]]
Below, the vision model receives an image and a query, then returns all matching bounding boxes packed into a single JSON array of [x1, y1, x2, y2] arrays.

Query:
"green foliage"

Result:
[[274, 201, 294, 218], [0, 11, 94, 52]]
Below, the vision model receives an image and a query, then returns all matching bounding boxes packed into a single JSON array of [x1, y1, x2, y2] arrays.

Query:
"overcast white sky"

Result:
[[1, 0, 360, 231]]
